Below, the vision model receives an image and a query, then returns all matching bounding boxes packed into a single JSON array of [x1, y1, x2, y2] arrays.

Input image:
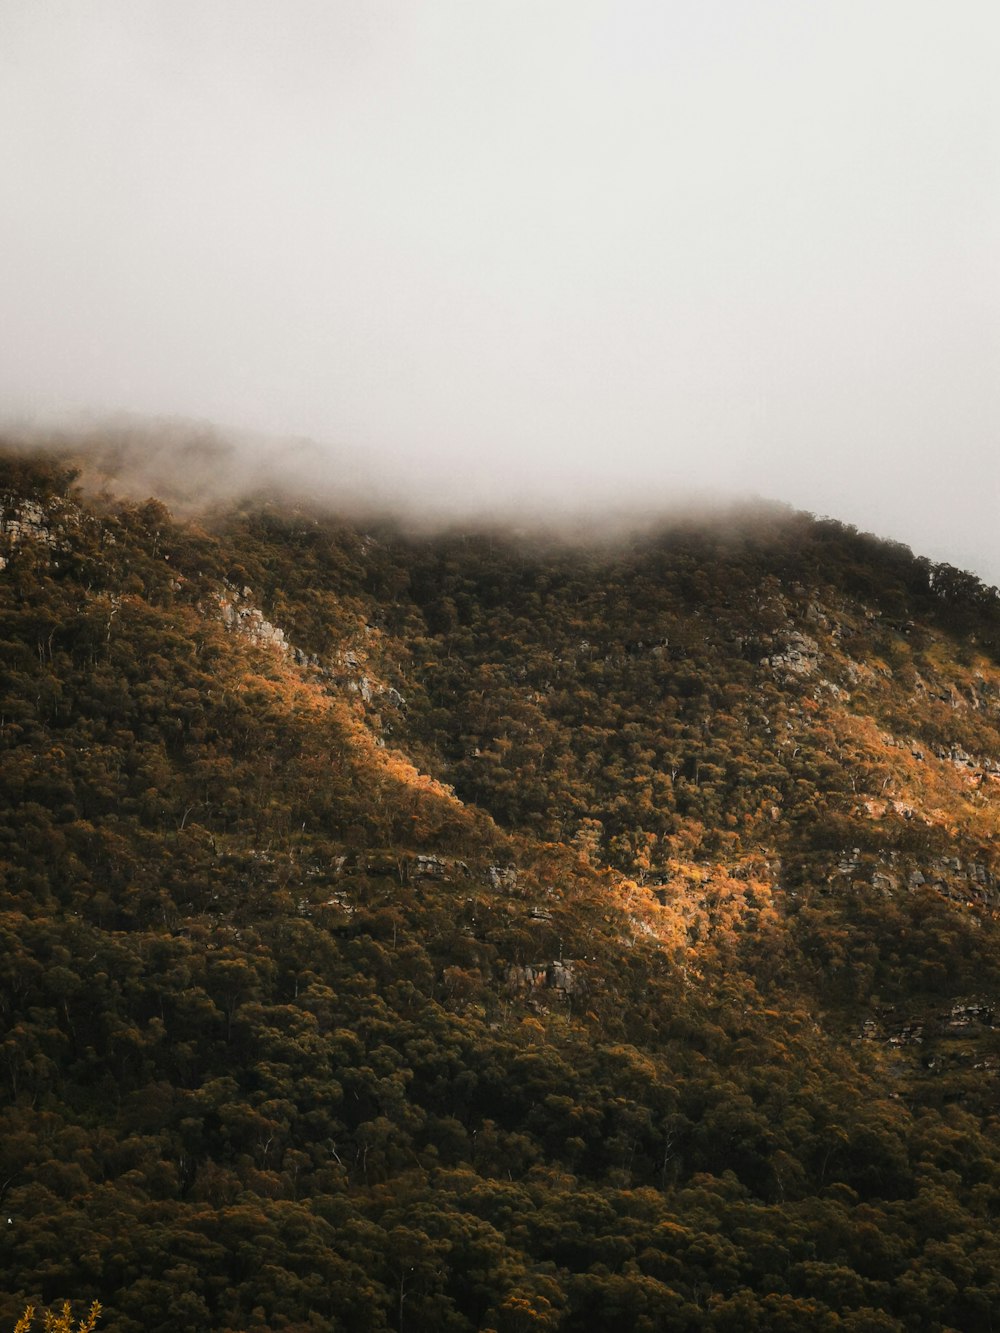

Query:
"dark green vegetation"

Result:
[[3, 443, 1000, 1331]]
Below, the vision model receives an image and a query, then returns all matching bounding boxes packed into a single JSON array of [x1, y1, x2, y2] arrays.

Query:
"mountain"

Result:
[[3, 440, 1000, 1332]]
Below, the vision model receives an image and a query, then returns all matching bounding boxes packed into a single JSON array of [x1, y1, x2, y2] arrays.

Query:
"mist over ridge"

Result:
[[2, 5, 997, 583], [3, 413, 996, 590], [0, 411, 791, 529]]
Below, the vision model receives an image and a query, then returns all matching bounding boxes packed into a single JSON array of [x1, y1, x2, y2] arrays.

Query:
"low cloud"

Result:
[[1, 4, 997, 579]]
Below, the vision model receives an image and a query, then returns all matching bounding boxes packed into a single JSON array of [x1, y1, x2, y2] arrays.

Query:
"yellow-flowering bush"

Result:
[[13, 1303, 100, 1333]]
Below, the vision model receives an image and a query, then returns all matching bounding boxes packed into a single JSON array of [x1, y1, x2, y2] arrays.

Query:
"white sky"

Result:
[[1, 2, 998, 578]]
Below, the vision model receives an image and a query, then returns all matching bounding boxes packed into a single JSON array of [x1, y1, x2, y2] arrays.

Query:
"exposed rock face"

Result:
[[505, 960, 581, 998], [486, 865, 519, 892], [914, 858, 998, 908], [859, 999, 997, 1074], [762, 630, 820, 676], [217, 583, 289, 651], [887, 1023, 925, 1048], [925, 741, 1000, 773], [831, 849, 1000, 911], [214, 584, 407, 740], [1, 497, 55, 543], [0, 496, 78, 568], [945, 1001, 993, 1031], [411, 854, 470, 882], [330, 851, 469, 884]]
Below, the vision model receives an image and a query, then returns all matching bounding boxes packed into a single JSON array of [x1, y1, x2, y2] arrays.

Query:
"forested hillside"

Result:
[[4, 443, 1000, 1331]]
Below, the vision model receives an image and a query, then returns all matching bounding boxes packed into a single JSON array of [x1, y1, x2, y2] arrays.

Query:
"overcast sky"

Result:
[[1, 2, 997, 578]]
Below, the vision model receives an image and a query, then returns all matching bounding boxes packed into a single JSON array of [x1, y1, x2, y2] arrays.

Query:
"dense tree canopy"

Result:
[[3, 444, 1000, 1329]]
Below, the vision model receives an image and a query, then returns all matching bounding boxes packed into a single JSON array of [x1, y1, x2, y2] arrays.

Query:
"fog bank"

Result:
[[1, 3, 997, 579]]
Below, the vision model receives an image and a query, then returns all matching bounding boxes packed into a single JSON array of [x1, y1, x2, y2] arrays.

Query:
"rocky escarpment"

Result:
[[0, 492, 89, 569], [212, 579, 409, 741], [829, 849, 1000, 912]]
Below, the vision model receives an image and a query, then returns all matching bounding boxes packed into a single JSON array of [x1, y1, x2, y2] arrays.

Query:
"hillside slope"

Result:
[[3, 445, 1000, 1331]]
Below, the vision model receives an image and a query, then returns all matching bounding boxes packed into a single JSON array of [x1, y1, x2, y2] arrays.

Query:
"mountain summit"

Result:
[[3, 442, 1000, 1331]]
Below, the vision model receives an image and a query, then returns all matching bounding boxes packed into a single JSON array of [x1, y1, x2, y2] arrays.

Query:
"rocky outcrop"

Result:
[[216, 583, 289, 651], [505, 960, 581, 998], [831, 849, 1000, 911], [486, 865, 519, 893], [762, 631, 820, 676], [859, 999, 997, 1069], [909, 858, 998, 909], [214, 585, 407, 740], [330, 851, 469, 884], [0, 495, 83, 569], [943, 1001, 993, 1031], [411, 854, 469, 882]]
